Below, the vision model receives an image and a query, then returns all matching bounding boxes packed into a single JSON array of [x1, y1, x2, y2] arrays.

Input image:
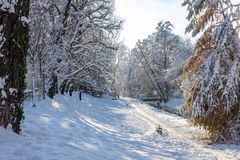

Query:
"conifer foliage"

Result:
[[182, 0, 240, 142], [0, 0, 30, 133]]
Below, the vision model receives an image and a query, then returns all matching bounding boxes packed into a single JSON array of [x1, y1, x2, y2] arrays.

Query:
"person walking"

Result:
[[69, 89, 73, 96], [79, 91, 82, 101]]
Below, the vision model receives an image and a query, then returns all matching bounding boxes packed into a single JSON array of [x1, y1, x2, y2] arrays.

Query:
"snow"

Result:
[[0, 93, 239, 159], [0, 0, 16, 13], [193, 0, 203, 10], [161, 98, 184, 111], [20, 16, 30, 25], [24, 89, 32, 93], [1, 90, 7, 98], [213, 18, 234, 50], [0, 25, 5, 50], [124, 98, 240, 159], [0, 77, 5, 89], [9, 88, 17, 95]]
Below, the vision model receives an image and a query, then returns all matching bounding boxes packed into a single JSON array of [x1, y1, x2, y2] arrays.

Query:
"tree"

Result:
[[28, 0, 123, 99], [0, 0, 30, 133], [125, 21, 193, 100], [182, 0, 240, 142], [53, 0, 122, 96], [155, 21, 176, 70], [134, 40, 168, 102], [111, 43, 129, 95]]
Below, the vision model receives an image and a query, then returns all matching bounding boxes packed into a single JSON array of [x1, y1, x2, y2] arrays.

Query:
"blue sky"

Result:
[[115, 0, 191, 48]]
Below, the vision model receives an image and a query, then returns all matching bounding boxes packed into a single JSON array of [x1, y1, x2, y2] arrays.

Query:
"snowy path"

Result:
[[123, 98, 240, 160], [0, 93, 239, 160]]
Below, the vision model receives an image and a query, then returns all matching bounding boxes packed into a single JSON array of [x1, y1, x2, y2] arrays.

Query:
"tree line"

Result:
[[0, 0, 240, 144], [0, 0, 123, 133]]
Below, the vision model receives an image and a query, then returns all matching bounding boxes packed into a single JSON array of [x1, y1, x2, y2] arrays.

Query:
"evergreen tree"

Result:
[[182, 0, 240, 142]]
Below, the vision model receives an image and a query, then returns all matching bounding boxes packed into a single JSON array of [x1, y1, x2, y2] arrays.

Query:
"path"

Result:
[[123, 97, 240, 160]]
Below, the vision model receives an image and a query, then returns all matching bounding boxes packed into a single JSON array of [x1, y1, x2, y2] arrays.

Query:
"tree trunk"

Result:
[[32, 67, 36, 107], [60, 79, 68, 95], [39, 52, 46, 99], [42, 70, 46, 99], [0, 0, 30, 133], [47, 72, 58, 99]]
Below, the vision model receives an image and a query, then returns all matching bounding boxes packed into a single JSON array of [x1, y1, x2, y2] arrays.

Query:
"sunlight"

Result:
[[39, 116, 52, 124], [82, 142, 98, 151], [52, 100, 62, 109], [1, 0, 240, 159], [60, 120, 71, 129]]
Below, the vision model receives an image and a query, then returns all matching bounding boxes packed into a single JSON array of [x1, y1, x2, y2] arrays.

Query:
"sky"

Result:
[[115, 0, 191, 49]]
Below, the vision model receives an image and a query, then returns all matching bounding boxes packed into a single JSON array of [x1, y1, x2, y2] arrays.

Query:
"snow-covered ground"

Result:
[[159, 97, 184, 115], [0, 93, 239, 160], [125, 98, 240, 160], [161, 98, 184, 110]]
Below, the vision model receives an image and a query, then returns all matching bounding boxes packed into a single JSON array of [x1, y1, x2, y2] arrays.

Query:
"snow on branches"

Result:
[[213, 18, 235, 51], [28, 0, 123, 98], [182, 0, 240, 143], [0, 0, 16, 13]]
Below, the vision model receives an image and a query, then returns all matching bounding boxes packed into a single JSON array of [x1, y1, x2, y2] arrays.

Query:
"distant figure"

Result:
[[79, 91, 82, 101], [69, 89, 73, 96]]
